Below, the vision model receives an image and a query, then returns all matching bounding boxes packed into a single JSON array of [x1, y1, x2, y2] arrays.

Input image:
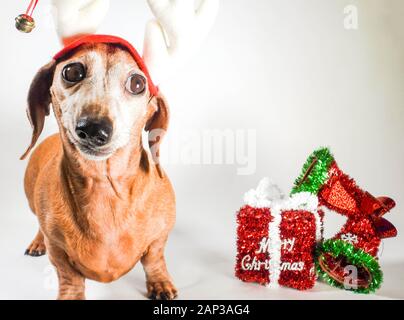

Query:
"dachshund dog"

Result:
[[21, 36, 177, 300]]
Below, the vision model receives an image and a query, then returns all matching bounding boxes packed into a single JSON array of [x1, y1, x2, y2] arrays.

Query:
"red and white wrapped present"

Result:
[[235, 178, 323, 290]]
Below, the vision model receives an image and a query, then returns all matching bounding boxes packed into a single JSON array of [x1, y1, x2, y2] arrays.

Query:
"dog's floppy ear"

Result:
[[145, 93, 170, 178], [20, 61, 56, 160]]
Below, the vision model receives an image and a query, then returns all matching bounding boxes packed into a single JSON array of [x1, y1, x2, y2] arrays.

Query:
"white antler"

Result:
[[143, 0, 219, 85], [52, 0, 110, 44]]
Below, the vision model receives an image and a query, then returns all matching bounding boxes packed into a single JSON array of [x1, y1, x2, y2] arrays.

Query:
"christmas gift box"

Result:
[[235, 178, 323, 290], [292, 147, 397, 293]]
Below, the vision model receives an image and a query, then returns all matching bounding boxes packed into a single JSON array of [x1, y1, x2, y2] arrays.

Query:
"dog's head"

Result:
[[21, 36, 168, 173]]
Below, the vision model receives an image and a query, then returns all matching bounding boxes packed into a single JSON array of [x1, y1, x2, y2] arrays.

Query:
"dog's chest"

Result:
[[70, 227, 145, 282], [60, 178, 170, 282], [67, 195, 151, 282]]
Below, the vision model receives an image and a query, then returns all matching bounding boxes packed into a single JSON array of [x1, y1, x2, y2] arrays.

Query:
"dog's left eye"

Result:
[[62, 63, 86, 83], [126, 74, 146, 95]]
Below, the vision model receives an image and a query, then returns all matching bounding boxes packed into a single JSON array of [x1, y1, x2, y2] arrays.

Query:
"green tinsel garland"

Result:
[[291, 147, 335, 195], [316, 239, 383, 294]]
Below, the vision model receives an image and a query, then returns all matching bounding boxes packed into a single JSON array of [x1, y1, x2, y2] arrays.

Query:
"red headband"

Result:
[[53, 34, 158, 96]]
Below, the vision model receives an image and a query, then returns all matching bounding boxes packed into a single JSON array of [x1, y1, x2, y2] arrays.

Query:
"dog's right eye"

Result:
[[62, 63, 86, 83]]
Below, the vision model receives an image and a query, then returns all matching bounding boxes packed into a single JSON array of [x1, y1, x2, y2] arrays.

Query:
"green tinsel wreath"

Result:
[[316, 239, 383, 294]]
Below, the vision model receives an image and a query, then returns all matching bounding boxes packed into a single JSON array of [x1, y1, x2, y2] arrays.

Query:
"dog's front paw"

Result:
[[147, 281, 178, 300], [25, 235, 46, 257]]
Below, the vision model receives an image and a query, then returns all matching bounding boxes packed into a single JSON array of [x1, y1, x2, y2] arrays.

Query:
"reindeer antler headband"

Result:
[[16, 0, 219, 87]]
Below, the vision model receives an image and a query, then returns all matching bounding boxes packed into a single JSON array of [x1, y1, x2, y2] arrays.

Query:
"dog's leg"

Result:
[[25, 229, 46, 257], [47, 244, 86, 300], [141, 236, 177, 300]]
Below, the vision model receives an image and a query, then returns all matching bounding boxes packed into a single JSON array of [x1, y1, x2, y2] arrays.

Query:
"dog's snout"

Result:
[[75, 118, 113, 147]]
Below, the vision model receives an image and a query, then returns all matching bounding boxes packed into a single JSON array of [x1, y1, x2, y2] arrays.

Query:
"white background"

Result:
[[0, 0, 403, 299]]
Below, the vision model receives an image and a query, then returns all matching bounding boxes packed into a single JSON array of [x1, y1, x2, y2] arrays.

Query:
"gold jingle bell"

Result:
[[15, 14, 35, 33]]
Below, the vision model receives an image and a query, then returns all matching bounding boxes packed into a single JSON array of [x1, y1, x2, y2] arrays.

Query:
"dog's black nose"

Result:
[[75, 118, 113, 147]]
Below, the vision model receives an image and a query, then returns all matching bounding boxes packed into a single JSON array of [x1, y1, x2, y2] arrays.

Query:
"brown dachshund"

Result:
[[21, 37, 177, 300]]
